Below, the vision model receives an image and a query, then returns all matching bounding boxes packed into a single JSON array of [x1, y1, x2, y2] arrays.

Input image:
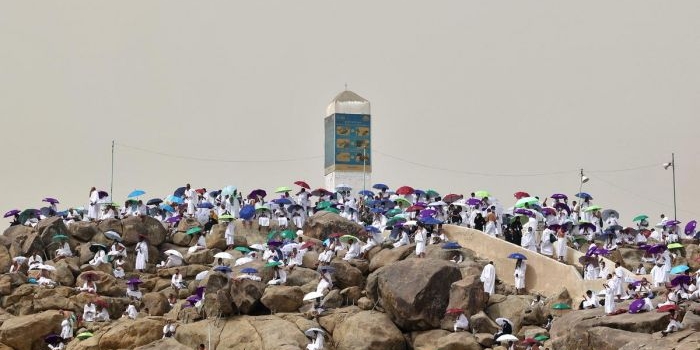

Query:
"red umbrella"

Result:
[[310, 188, 331, 197], [395, 186, 415, 195], [94, 299, 109, 308], [657, 304, 678, 313], [300, 241, 315, 250], [443, 194, 463, 204], [445, 308, 463, 315], [522, 338, 537, 345], [514, 191, 530, 199], [329, 233, 342, 238], [195, 188, 206, 194], [406, 205, 423, 212], [294, 181, 310, 189]]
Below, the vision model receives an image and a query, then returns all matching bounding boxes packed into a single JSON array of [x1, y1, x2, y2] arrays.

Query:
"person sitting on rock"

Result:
[[493, 319, 513, 341], [109, 240, 127, 258], [54, 240, 73, 260], [168, 293, 178, 309], [171, 269, 186, 291], [157, 253, 184, 269], [37, 269, 56, 287], [28, 250, 43, 269], [661, 308, 683, 337], [453, 311, 470, 332], [342, 238, 360, 261], [235, 252, 257, 267], [124, 302, 138, 319], [543, 315, 553, 331], [305, 328, 325, 350], [89, 247, 107, 267], [126, 282, 143, 300], [82, 301, 96, 322], [162, 319, 177, 338], [317, 245, 334, 266], [76, 275, 98, 293], [113, 256, 125, 279], [579, 290, 598, 309], [267, 264, 287, 285], [8, 260, 22, 274], [287, 248, 304, 269], [96, 305, 110, 322], [392, 228, 410, 248], [187, 232, 207, 254], [450, 252, 463, 264]]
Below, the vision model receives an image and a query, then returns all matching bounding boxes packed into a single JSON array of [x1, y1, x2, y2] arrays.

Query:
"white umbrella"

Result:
[[303, 291, 324, 301], [107, 251, 122, 256], [304, 328, 326, 338], [214, 252, 234, 260], [428, 201, 447, 207], [12, 256, 27, 264], [103, 230, 122, 242], [281, 243, 299, 254], [403, 220, 418, 226], [496, 334, 518, 342], [164, 250, 184, 259], [195, 270, 209, 280], [249, 244, 266, 251], [495, 318, 514, 328]]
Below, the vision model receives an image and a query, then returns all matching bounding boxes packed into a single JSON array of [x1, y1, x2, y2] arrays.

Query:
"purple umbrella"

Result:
[[637, 244, 651, 251], [466, 198, 482, 206], [628, 299, 645, 314], [541, 207, 556, 216], [3, 209, 20, 218], [267, 240, 283, 247], [593, 248, 610, 256], [685, 220, 697, 234], [126, 277, 143, 285], [165, 216, 181, 223], [514, 208, 532, 216], [98, 191, 109, 199], [247, 189, 267, 199], [579, 222, 595, 232], [42, 197, 59, 204], [419, 209, 437, 218], [547, 224, 561, 231], [551, 193, 568, 200], [195, 286, 206, 298], [186, 295, 200, 305], [415, 201, 429, 208], [554, 202, 571, 214], [665, 220, 681, 227], [671, 275, 691, 287], [647, 244, 667, 254]]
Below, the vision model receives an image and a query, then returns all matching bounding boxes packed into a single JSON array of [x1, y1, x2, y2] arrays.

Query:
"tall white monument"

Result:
[[324, 90, 371, 193]]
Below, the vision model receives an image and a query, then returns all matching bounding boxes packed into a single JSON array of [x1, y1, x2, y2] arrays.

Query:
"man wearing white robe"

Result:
[[651, 263, 668, 287], [89, 249, 107, 267], [613, 262, 626, 298], [453, 313, 470, 332], [604, 276, 616, 314], [317, 246, 334, 265], [306, 331, 324, 350], [343, 239, 361, 261], [393, 230, 410, 248], [581, 290, 598, 309], [414, 227, 427, 258], [224, 221, 235, 249], [514, 259, 526, 293], [88, 188, 100, 221], [83, 301, 96, 322], [135, 237, 148, 272], [521, 227, 537, 252], [126, 303, 138, 319], [171, 270, 186, 290], [480, 261, 496, 295], [540, 228, 555, 257], [267, 266, 287, 285], [185, 185, 197, 217]]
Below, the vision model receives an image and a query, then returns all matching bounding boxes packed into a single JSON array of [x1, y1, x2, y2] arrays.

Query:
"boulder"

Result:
[[142, 292, 169, 316], [435, 332, 481, 350], [68, 221, 100, 242], [32, 286, 75, 312], [474, 333, 495, 348], [98, 317, 163, 349], [76, 271, 123, 298], [97, 219, 123, 236], [133, 338, 191, 350], [301, 212, 364, 240], [230, 279, 267, 314], [357, 297, 373, 310], [260, 286, 304, 313], [0, 310, 62, 350], [486, 295, 532, 332], [176, 217, 201, 233], [2, 284, 38, 315], [321, 289, 342, 308], [286, 267, 320, 287], [411, 329, 450, 350], [36, 216, 71, 242], [205, 224, 228, 250], [184, 249, 215, 265], [447, 274, 488, 317], [203, 272, 229, 294], [203, 290, 235, 317], [368, 244, 414, 272], [373, 258, 462, 331], [170, 232, 193, 247], [53, 259, 77, 286], [333, 310, 406, 350], [339, 286, 363, 306], [0, 246, 11, 274], [470, 311, 499, 334], [122, 216, 167, 246], [174, 321, 223, 349], [330, 260, 364, 289]]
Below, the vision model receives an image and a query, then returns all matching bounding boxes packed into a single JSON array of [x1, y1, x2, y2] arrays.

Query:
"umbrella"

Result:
[[304, 328, 326, 338], [76, 332, 93, 340], [38, 264, 56, 271], [247, 189, 267, 199], [275, 186, 292, 193], [572, 235, 588, 243], [578, 256, 597, 265], [265, 261, 282, 268], [3, 209, 20, 218], [220, 185, 237, 197], [442, 242, 462, 250], [335, 184, 352, 192], [402, 220, 418, 226], [385, 208, 402, 218], [127, 190, 146, 198], [234, 246, 252, 253], [241, 267, 258, 274], [214, 252, 234, 260], [394, 197, 411, 207], [239, 205, 255, 220], [475, 190, 490, 199], [166, 195, 183, 204], [551, 193, 568, 200], [303, 291, 324, 301], [267, 240, 283, 247], [147, 198, 162, 206], [665, 220, 681, 227], [104, 230, 122, 241], [273, 198, 293, 205], [12, 256, 27, 264], [249, 243, 266, 251], [552, 303, 571, 309], [592, 248, 610, 256], [578, 222, 595, 232], [339, 235, 358, 242], [164, 250, 184, 259], [508, 253, 527, 260], [172, 187, 186, 198], [496, 334, 518, 342], [328, 233, 342, 238], [647, 244, 667, 254], [420, 209, 437, 217], [186, 227, 202, 235], [214, 266, 232, 273], [219, 214, 234, 220], [44, 334, 63, 345], [319, 266, 335, 273], [541, 207, 556, 216], [445, 308, 464, 315], [165, 216, 181, 223], [300, 241, 315, 250], [667, 243, 684, 250], [419, 217, 443, 225], [372, 183, 389, 190], [425, 189, 440, 198], [632, 214, 649, 222], [89, 244, 108, 253], [534, 335, 549, 341], [575, 192, 593, 200], [42, 197, 59, 204], [601, 209, 620, 220], [466, 198, 482, 206], [310, 188, 331, 197], [98, 190, 110, 199], [554, 202, 570, 213], [685, 220, 697, 234], [358, 190, 374, 197], [583, 205, 602, 212], [52, 234, 68, 242], [657, 304, 678, 313], [395, 186, 414, 195], [294, 181, 310, 189], [428, 201, 447, 207], [514, 191, 530, 199], [671, 275, 691, 287], [127, 277, 143, 285], [670, 265, 689, 274], [406, 205, 423, 212], [364, 226, 381, 234], [522, 338, 538, 345], [443, 194, 463, 204], [197, 202, 214, 209]]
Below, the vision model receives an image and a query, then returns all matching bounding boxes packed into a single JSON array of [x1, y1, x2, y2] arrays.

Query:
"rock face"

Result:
[[330, 260, 364, 289], [133, 338, 192, 350], [260, 286, 304, 313], [371, 259, 462, 331], [334, 310, 406, 350], [98, 317, 164, 349], [447, 274, 488, 317], [0, 310, 62, 350], [302, 212, 364, 240], [230, 279, 267, 314], [122, 216, 167, 246], [485, 295, 532, 332]]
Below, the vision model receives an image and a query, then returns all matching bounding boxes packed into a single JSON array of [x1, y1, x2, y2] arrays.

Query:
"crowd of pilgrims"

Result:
[[4, 183, 699, 348]]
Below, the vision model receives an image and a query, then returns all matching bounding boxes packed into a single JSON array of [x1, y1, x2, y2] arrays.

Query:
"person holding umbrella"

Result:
[[305, 328, 325, 350]]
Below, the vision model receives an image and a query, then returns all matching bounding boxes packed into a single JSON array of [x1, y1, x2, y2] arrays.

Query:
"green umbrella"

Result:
[[275, 186, 292, 193], [394, 197, 411, 207], [475, 190, 490, 199], [583, 205, 602, 212], [385, 208, 402, 218], [571, 235, 588, 243], [219, 214, 234, 220], [186, 227, 203, 235], [534, 335, 549, 341], [515, 197, 539, 208], [425, 189, 440, 198], [255, 205, 270, 211], [234, 246, 251, 253], [52, 234, 69, 242], [632, 214, 648, 222], [265, 261, 282, 268], [316, 201, 332, 210], [339, 235, 357, 242], [386, 217, 407, 227], [324, 207, 340, 214], [267, 230, 281, 240], [280, 229, 296, 240], [667, 243, 683, 249], [76, 332, 93, 340], [552, 303, 571, 310]]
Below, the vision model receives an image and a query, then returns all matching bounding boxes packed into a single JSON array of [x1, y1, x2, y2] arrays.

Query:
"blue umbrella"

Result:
[[370, 207, 384, 214], [239, 205, 255, 220], [241, 267, 258, 274], [575, 192, 593, 200], [508, 253, 527, 260], [358, 190, 375, 197], [221, 185, 237, 196], [442, 242, 462, 250], [174, 187, 186, 197], [419, 217, 443, 225], [273, 198, 293, 205], [372, 183, 389, 190], [197, 202, 214, 209], [209, 190, 221, 197], [147, 198, 162, 206], [366, 200, 380, 206], [414, 189, 425, 196], [159, 204, 175, 213], [670, 265, 689, 274], [319, 266, 336, 273], [214, 266, 232, 273], [128, 190, 146, 198], [364, 225, 381, 233]]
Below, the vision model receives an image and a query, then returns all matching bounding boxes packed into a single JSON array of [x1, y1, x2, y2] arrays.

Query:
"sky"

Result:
[[1, 1, 699, 225]]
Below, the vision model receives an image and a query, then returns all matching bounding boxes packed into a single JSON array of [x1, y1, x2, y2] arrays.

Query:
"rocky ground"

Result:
[[0, 212, 698, 349]]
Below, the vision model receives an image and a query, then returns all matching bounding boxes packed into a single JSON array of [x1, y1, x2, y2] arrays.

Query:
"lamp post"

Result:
[[663, 153, 676, 220]]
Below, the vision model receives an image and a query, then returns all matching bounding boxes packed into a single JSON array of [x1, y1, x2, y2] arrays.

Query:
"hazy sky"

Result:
[[1, 1, 699, 225]]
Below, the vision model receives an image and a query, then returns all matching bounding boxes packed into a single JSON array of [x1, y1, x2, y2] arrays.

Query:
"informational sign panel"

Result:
[[324, 113, 371, 174]]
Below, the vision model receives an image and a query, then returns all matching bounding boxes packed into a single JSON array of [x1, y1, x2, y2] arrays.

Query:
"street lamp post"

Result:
[[664, 153, 677, 220]]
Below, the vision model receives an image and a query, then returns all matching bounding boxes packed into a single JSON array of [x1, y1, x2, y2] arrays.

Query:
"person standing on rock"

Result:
[[224, 219, 235, 250], [414, 223, 427, 258], [135, 235, 149, 272], [514, 258, 526, 294], [185, 184, 197, 217], [555, 226, 568, 262], [480, 261, 496, 295], [603, 274, 616, 315], [88, 187, 100, 221], [59, 310, 73, 341]]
